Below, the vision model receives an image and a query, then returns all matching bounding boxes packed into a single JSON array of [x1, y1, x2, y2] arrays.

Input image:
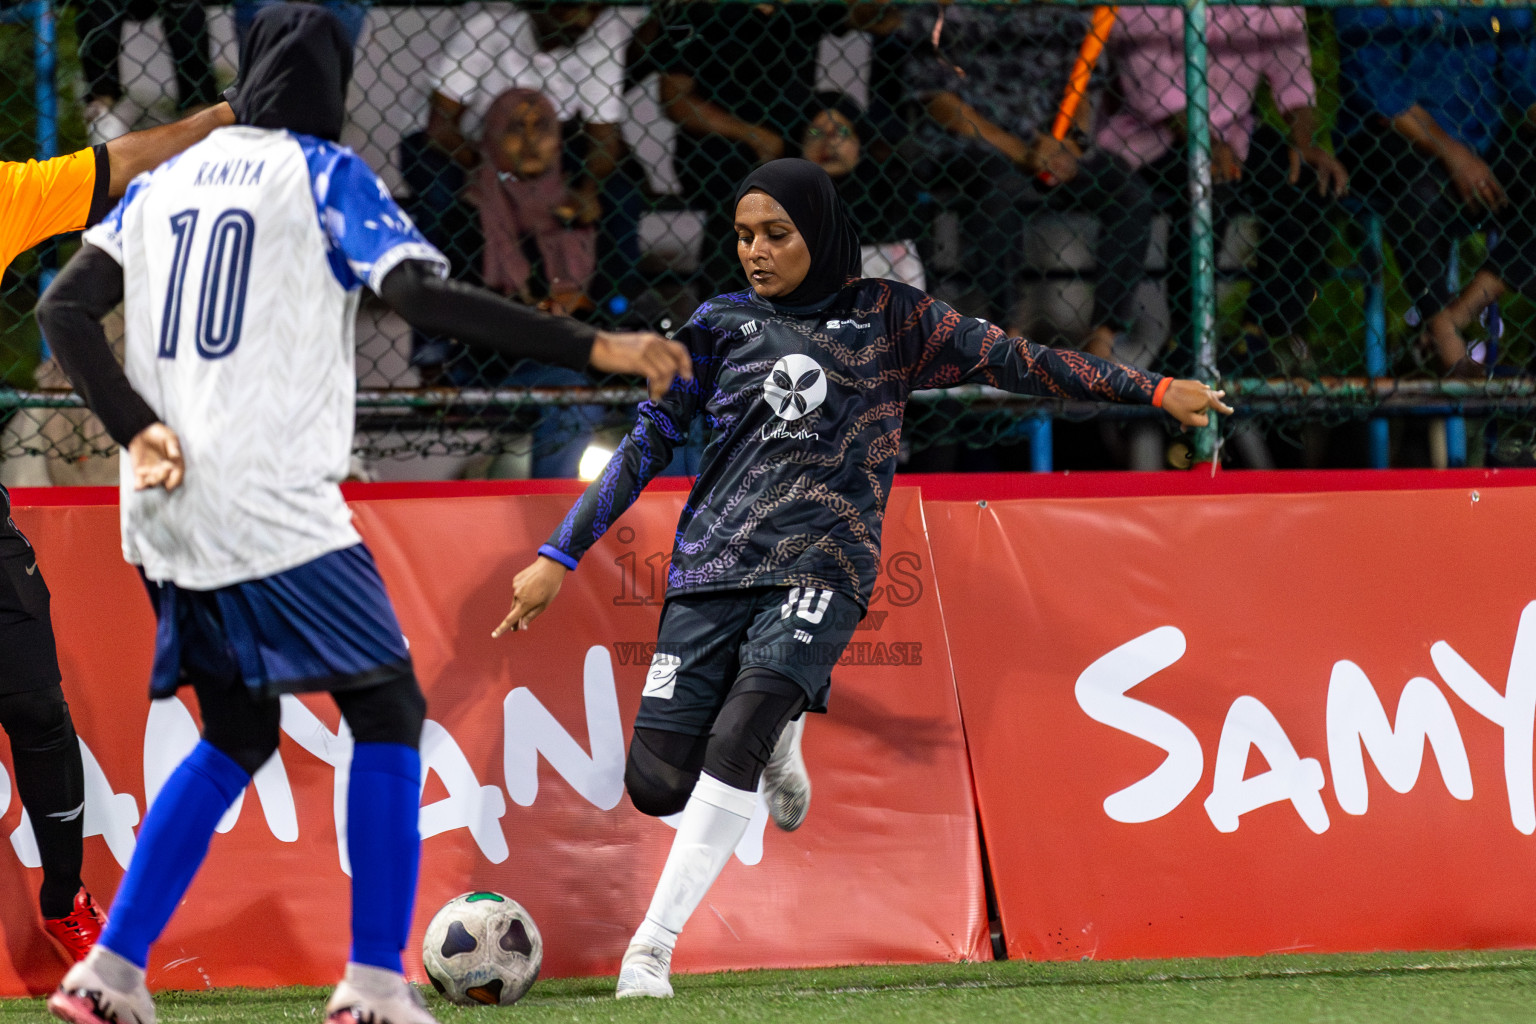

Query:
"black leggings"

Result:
[[0, 686, 84, 917], [624, 668, 807, 818], [76, 0, 217, 109], [192, 668, 427, 776]]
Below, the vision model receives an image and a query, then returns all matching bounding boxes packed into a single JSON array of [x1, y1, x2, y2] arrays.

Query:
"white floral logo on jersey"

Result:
[[761, 353, 827, 422]]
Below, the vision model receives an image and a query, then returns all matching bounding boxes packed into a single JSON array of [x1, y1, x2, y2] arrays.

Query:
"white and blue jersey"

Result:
[[83, 126, 447, 591]]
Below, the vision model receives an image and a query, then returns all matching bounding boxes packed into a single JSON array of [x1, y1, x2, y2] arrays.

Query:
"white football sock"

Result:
[[634, 773, 756, 951]]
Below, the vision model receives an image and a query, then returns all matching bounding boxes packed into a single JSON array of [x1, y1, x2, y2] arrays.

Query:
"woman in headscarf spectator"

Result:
[[477, 88, 598, 315], [463, 87, 605, 479], [406, 1, 644, 371]]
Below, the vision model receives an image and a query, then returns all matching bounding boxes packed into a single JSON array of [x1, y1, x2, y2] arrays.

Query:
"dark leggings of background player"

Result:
[[0, 99, 235, 966], [493, 158, 1232, 998]]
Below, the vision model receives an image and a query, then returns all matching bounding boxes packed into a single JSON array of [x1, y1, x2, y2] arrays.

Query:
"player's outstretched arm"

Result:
[[104, 102, 234, 198], [902, 296, 1233, 424], [378, 260, 691, 401], [492, 555, 567, 638], [491, 311, 708, 620], [491, 319, 707, 638]]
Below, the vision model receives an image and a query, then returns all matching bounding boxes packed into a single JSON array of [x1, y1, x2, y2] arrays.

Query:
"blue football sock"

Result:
[[348, 742, 421, 973], [99, 741, 249, 968]]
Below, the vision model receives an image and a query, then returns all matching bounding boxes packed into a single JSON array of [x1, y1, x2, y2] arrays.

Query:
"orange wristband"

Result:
[[1151, 377, 1172, 408]]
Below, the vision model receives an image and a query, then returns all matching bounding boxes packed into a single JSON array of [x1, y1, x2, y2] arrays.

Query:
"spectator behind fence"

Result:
[[797, 91, 930, 290], [891, 4, 1093, 332], [478, 88, 598, 314], [1090, 4, 1345, 376], [1336, 8, 1536, 377], [653, 0, 858, 297], [77, 0, 217, 143], [1333, 7, 1521, 377], [405, 1, 643, 374], [467, 87, 603, 480]]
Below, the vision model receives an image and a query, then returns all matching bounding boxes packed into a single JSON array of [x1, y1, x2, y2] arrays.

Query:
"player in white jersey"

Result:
[[34, 7, 690, 1024]]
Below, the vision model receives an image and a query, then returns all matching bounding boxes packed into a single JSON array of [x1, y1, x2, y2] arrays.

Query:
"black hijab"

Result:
[[733, 158, 861, 307], [229, 3, 354, 142]]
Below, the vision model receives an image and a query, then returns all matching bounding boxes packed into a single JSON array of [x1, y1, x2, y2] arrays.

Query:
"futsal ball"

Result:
[[421, 892, 542, 1006]]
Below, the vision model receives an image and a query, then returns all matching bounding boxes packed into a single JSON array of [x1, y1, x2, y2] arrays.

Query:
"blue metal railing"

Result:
[[3, 0, 60, 360], [2, 0, 59, 182]]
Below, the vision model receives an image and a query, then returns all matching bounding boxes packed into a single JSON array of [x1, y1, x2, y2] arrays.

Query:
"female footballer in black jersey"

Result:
[[495, 158, 1231, 998]]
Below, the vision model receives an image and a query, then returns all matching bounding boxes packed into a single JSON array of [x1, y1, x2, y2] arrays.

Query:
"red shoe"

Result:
[[43, 890, 107, 963]]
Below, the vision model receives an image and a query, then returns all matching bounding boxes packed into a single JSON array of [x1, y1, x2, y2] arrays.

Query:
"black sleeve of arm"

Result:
[[378, 260, 596, 372], [86, 144, 113, 228], [904, 292, 1164, 404], [541, 317, 711, 568], [35, 244, 159, 446]]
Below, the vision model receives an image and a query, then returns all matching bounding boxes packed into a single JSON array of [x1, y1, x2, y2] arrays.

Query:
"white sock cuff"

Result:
[[634, 917, 679, 951], [692, 772, 757, 818]]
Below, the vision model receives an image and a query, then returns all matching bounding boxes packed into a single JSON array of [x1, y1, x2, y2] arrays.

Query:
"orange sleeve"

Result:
[[0, 148, 99, 276]]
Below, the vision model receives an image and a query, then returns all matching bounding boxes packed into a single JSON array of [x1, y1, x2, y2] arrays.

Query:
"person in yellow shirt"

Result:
[[0, 100, 232, 966], [1, 103, 234, 273]]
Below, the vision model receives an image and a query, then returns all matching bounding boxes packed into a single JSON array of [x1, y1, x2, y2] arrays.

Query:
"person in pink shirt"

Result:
[[1073, 5, 1347, 376]]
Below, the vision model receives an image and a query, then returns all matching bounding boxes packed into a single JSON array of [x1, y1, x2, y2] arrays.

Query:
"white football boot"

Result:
[[615, 941, 674, 999], [325, 963, 441, 1024], [47, 946, 155, 1024], [762, 715, 810, 831]]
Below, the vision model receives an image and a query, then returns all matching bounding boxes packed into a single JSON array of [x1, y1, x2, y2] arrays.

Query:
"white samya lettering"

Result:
[[1075, 606, 1536, 835]]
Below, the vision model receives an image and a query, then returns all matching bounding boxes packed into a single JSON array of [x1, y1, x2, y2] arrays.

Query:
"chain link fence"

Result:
[[2, 0, 1533, 479]]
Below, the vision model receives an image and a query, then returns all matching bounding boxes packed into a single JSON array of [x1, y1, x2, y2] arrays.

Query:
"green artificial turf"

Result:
[[3, 950, 1536, 1023]]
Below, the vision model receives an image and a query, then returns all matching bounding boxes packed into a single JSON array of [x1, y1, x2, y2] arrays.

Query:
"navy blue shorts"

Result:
[[635, 586, 860, 736], [144, 544, 412, 699]]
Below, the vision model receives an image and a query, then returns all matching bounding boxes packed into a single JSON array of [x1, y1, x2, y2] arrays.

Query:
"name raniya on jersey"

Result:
[[193, 159, 266, 187]]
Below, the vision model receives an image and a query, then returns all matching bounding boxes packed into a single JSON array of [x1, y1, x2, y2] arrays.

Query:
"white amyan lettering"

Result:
[[3, 646, 769, 872]]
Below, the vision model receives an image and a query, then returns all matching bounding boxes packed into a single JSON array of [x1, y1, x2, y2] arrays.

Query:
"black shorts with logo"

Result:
[[636, 586, 861, 736], [0, 527, 63, 694]]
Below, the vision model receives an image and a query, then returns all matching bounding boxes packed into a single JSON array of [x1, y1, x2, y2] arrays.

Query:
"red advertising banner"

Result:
[[927, 485, 1536, 960], [0, 487, 986, 996]]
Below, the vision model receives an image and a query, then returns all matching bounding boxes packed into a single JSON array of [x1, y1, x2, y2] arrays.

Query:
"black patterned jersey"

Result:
[[541, 279, 1165, 609]]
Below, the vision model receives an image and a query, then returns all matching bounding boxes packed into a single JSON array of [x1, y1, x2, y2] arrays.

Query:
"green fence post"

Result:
[[1184, 0, 1218, 465]]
